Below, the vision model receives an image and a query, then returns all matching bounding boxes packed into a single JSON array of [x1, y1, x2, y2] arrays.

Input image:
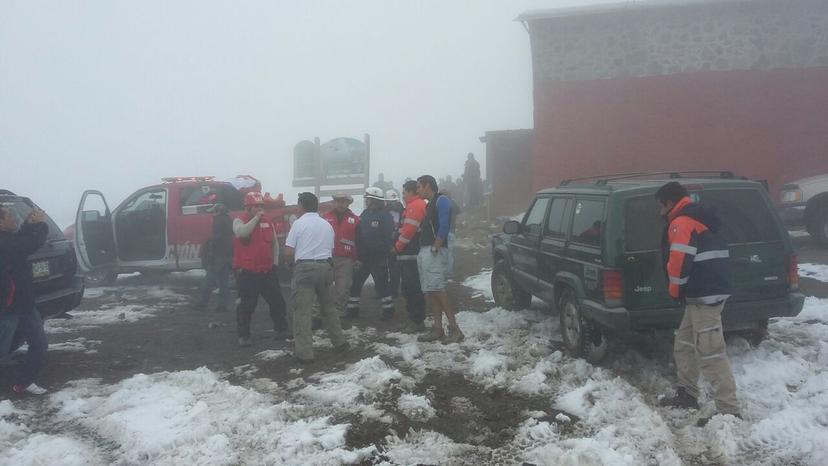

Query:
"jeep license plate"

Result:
[[32, 261, 50, 278]]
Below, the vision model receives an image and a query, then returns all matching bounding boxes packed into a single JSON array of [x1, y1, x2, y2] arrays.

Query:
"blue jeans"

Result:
[[199, 263, 232, 310], [0, 308, 48, 387]]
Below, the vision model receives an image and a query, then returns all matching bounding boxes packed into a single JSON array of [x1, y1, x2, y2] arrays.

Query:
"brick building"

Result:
[[519, 0, 828, 196]]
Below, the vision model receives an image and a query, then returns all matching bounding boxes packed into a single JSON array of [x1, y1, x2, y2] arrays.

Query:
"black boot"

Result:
[[659, 387, 699, 409]]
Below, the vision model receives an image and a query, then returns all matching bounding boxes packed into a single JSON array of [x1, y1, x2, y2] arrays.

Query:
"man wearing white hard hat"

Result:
[[322, 192, 360, 317], [346, 187, 395, 320], [385, 189, 404, 299]]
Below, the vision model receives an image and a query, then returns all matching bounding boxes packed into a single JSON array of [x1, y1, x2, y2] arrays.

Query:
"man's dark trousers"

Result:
[[235, 268, 288, 337], [399, 259, 425, 323], [0, 308, 48, 387]]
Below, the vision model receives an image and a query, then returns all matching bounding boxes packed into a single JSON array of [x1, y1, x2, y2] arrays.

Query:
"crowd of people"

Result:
[[196, 174, 465, 363]]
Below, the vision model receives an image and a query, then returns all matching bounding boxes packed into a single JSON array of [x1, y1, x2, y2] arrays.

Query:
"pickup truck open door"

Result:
[[73, 190, 116, 272]]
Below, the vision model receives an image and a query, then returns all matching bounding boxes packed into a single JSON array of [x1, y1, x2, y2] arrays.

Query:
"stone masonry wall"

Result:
[[528, 0, 828, 82]]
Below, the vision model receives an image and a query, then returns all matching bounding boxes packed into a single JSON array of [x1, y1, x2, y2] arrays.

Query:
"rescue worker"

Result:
[[346, 187, 395, 320], [0, 206, 49, 395], [196, 203, 233, 312], [392, 180, 427, 333], [655, 182, 741, 426], [322, 192, 360, 317], [233, 192, 289, 347], [385, 189, 404, 298], [417, 175, 464, 343], [284, 192, 348, 363]]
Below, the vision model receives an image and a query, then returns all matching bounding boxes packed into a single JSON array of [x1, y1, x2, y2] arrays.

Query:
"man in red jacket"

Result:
[[233, 192, 288, 347], [322, 192, 360, 317]]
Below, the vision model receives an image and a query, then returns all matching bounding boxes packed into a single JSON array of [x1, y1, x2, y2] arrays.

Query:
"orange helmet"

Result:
[[244, 192, 265, 207]]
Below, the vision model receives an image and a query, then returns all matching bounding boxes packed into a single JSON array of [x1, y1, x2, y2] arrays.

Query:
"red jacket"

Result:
[[323, 209, 360, 259], [395, 196, 426, 254], [233, 214, 277, 272]]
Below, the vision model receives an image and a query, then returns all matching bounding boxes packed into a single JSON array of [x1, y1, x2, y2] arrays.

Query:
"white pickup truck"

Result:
[[778, 174, 828, 245]]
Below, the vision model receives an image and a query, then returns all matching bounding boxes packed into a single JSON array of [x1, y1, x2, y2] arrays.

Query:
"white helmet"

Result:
[[364, 187, 385, 201], [385, 190, 399, 201]]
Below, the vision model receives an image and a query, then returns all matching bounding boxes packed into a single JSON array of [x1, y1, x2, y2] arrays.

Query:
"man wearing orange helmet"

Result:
[[232, 192, 288, 347]]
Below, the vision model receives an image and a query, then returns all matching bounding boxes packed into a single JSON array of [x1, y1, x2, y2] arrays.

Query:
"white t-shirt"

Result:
[[285, 212, 335, 260]]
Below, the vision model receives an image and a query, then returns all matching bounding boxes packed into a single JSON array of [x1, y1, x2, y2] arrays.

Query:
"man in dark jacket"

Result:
[[0, 205, 49, 395], [346, 187, 395, 319], [655, 182, 740, 426], [196, 203, 234, 312]]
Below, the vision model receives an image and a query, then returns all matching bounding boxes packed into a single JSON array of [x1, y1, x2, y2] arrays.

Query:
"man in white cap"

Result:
[[322, 191, 360, 317]]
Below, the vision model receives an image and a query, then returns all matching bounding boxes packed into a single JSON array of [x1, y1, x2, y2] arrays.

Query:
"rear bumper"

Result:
[[777, 203, 806, 227], [581, 292, 806, 333], [35, 274, 85, 318]]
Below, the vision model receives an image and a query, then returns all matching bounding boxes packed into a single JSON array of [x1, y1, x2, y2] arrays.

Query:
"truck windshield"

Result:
[[625, 189, 782, 252], [0, 198, 64, 241]]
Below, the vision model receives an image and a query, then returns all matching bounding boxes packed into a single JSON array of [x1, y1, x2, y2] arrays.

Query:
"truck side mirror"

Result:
[[503, 220, 521, 235]]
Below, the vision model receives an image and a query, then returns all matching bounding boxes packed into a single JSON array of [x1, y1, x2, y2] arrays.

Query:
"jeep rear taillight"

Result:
[[787, 254, 799, 290], [602, 269, 623, 306]]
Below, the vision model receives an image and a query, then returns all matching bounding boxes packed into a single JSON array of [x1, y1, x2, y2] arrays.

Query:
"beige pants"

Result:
[[291, 262, 346, 360], [674, 301, 740, 414], [332, 257, 354, 315]]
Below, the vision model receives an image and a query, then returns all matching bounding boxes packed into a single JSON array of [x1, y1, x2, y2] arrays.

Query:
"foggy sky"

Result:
[[1, 0, 601, 228]]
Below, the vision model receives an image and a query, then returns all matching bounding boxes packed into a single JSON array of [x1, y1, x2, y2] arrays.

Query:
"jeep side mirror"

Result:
[[503, 220, 521, 235]]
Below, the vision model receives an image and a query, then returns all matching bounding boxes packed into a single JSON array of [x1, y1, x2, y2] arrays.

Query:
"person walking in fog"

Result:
[[322, 192, 360, 317], [195, 203, 233, 312], [0, 206, 50, 395], [655, 182, 741, 427], [439, 189, 461, 278], [416, 175, 464, 343], [463, 153, 483, 208], [232, 192, 289, 347], [346, 187, 395, 320], [392, 180, 427, 333], [284, 192, 348, 363]]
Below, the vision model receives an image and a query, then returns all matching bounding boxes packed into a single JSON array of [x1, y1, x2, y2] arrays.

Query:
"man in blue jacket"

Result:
[[346, 187, 395, 320], [0, 205, 50, 395]]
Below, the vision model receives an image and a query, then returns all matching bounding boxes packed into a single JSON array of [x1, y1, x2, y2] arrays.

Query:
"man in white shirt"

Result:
[[284, 192, 348, 363]]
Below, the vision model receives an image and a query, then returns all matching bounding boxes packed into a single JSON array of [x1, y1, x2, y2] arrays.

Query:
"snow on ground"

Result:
[[50, 286, 187, 334], [49, 337, 102, 354], [462, 268, 493, 301], [5, 285, 827, 464], [799, 262, 828, 282]]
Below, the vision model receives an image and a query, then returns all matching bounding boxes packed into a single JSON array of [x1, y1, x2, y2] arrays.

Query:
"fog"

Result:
[[1, 0, 605, 228]]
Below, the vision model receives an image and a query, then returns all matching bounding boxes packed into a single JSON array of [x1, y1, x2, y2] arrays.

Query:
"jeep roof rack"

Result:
[[559, 170, 737, 186]]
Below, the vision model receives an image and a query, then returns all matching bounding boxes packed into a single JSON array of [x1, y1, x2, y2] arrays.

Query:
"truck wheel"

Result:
[[491, 259, 532, 310], [84, 268, 117, 286], [559, 288, 607, 363], [808, 203, 828, 246]]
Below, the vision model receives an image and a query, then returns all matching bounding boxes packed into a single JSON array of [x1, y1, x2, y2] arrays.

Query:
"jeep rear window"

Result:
[[0, 198, 64, 241], [624, 189, 782, 251]]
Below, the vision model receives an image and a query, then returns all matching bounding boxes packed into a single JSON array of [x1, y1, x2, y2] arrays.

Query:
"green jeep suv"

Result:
[[491, 172, 805, 362]]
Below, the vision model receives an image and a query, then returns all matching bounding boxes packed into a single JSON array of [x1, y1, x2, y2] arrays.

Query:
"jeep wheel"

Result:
[[491, 259, 532, 310], [559, 288, 607, 363], [84, 268, 117, 287]]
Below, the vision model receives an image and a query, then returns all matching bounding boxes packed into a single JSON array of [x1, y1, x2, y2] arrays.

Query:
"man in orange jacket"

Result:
[[392, 180, 427, 333]]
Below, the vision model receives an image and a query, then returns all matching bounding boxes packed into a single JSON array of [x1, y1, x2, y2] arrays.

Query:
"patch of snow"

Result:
[[1, 400, 103, 466], [47, 368, 376, 465], [49, 337, 101, 354], [383, 430, 484, 466], [45, 305, 156, 334], [462, 268, 493, 301], [799, 263, 828, 283], [255, 350, 288, 361], [298, 356, 411, 408], [396, 394, 436, 422]]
